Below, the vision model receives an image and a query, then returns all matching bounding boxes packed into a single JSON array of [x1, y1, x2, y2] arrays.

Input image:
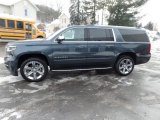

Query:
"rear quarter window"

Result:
[[118, 29, 149, 42]]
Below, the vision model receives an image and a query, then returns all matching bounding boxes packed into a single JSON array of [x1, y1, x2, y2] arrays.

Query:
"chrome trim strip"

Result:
[[112, 29, 117, 42], [51, 67, 112, 72], [115, 42, 150, 44]]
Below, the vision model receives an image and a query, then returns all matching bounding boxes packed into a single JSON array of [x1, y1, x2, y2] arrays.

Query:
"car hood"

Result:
[[7, 39, 51, 46]]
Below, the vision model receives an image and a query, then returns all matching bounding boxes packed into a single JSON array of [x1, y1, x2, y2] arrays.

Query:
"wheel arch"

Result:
[[115, 52, 137, 66], [17, 53, 50, 68], [37, 36, 44, 38]]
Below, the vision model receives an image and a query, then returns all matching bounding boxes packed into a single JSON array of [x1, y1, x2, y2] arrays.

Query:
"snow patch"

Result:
[[135, 67, 160, 74], [55, 77, 75, 84], [1, 112, 22, 120], [0, 75, 22, 85], [0, 57, 4, 64], [20, 82, 50, 94], [0, 98, 11, 103]]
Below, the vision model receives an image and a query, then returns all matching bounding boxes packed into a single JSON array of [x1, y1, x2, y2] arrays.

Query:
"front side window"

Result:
[[7, 20, 15, 28], [0, 19, 5, 27], [25, 24, 32, 31], [17, 21, 24, 29], [60, 28, 84, 41], [89, 28, 114, 41]]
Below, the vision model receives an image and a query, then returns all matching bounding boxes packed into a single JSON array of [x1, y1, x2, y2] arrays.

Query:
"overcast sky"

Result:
[[31, 0, 159, 25], [0, 0, 159, 25], [32, 0, 70, 16], [140, 0, 160, 25]]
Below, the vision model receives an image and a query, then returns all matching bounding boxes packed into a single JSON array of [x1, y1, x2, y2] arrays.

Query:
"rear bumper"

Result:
[[136, 54, 151, 65], [4, 56, 18, 76]]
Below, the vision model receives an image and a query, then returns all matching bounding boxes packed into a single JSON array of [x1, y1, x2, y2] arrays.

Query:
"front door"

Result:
[[53, 27, 88, 69], [86, 28, 115, 68], [25, 23, 32, 39]]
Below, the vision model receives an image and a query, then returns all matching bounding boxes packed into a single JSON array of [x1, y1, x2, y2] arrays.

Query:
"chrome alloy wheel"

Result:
[[23, 61, 45, 80], [119, 58, 133, 75]]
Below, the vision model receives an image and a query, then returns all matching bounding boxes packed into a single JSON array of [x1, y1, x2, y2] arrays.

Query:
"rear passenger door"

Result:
[[86, 28, 115, 68]]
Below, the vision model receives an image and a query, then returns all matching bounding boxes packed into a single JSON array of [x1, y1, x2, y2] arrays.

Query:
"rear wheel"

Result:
[[115, 56, 134, 76], [20, 58, 48, 82]]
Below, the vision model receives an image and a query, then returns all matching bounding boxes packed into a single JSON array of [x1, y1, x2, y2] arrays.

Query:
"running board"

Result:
[[51, 67, 112, 72]]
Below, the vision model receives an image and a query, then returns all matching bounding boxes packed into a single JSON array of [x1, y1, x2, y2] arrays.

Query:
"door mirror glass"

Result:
[[57, 35, 65, 43]]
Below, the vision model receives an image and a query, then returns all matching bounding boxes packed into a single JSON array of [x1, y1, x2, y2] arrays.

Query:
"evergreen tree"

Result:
[[69, 0, 88, 25], [82, 0, 97, 24], [105, 0, 148, 26], [36, 5, 61, 23], [145, 22, 154, 31]]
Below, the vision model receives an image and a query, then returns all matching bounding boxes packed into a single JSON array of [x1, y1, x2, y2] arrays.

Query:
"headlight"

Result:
[[6, 46, 16, 52]]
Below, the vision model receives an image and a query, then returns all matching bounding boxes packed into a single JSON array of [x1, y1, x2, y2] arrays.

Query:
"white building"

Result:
[[47, 13, 70, 34], [0, 0, 39, 21], [96, 9, 109, 25]]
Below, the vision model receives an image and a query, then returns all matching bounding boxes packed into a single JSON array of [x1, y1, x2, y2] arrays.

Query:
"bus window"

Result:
[[17, 21, 23, 29], [0, 19, 5, 27], [25, 24, 32, 31], [7, 20, 15, 28]]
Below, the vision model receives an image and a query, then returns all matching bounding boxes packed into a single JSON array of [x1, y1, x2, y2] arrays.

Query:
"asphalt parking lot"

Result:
[[0, 43, 160, 120]]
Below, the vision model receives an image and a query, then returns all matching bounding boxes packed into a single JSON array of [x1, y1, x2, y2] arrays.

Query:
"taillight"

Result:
[[147, 43, 151, 54]]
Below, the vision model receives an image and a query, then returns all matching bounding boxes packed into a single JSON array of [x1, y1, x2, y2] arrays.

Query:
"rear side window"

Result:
[[0, 19, 5, 27], [89, 28, 114, 41], [7, 20, 15, 28], [119, 29, 149, 42]]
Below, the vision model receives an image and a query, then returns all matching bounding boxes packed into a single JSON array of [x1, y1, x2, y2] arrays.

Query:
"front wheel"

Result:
[[20, 58, 48, 82], [115, 56, 134, 76]]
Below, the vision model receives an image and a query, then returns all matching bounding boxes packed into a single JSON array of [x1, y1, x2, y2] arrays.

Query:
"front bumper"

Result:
[[4, 56, 18, 76], [136, 54, 151, 65]]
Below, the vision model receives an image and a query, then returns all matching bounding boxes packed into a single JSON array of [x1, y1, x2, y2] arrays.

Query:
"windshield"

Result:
[[46, 27, 67, 40]]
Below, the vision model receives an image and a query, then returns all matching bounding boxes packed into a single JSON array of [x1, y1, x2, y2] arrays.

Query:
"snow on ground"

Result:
[[151, 40, 160, 52], [0, 75, 22, 85], [147, 30, 160, 58], [151, 39, 160, 59], [0, 57, 4, 64]]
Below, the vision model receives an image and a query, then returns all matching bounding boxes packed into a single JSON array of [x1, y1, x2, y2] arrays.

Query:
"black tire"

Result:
[[37, 36, 43, 38], [20, 58, 48, 82], [115, 55, 134, 76]]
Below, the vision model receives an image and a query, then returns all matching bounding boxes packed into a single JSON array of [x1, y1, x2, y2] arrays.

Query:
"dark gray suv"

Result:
[[4, 25, 151, 82]]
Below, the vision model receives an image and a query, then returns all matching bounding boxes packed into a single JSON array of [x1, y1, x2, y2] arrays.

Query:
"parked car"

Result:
[[4, 25, 151, 82]]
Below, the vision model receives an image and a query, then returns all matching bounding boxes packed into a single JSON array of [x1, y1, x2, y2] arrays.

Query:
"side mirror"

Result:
[[57, 35, 65, 43]]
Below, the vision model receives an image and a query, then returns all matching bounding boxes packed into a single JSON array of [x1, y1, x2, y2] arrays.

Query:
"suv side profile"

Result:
[[4, 25, 151, 82]]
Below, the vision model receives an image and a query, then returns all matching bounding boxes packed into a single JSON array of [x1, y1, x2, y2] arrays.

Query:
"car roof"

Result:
[[68, 25, 143, 30]]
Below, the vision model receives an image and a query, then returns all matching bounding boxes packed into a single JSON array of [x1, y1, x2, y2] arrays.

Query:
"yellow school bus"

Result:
[[0, 15, 46, 40]]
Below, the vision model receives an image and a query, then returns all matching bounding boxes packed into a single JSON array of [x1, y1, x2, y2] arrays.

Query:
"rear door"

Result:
[[86, 28, 115, 68], [53, 27, 88, 69]]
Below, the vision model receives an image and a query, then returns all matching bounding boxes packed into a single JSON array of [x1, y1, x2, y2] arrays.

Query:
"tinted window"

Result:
[[0, 19, 5, 27], [17, 21, 23, 29], [61, 28, 84, 41], [89, 28, 114, 41], [119, 29, 149, 42], [7, 20, 15, 28]]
